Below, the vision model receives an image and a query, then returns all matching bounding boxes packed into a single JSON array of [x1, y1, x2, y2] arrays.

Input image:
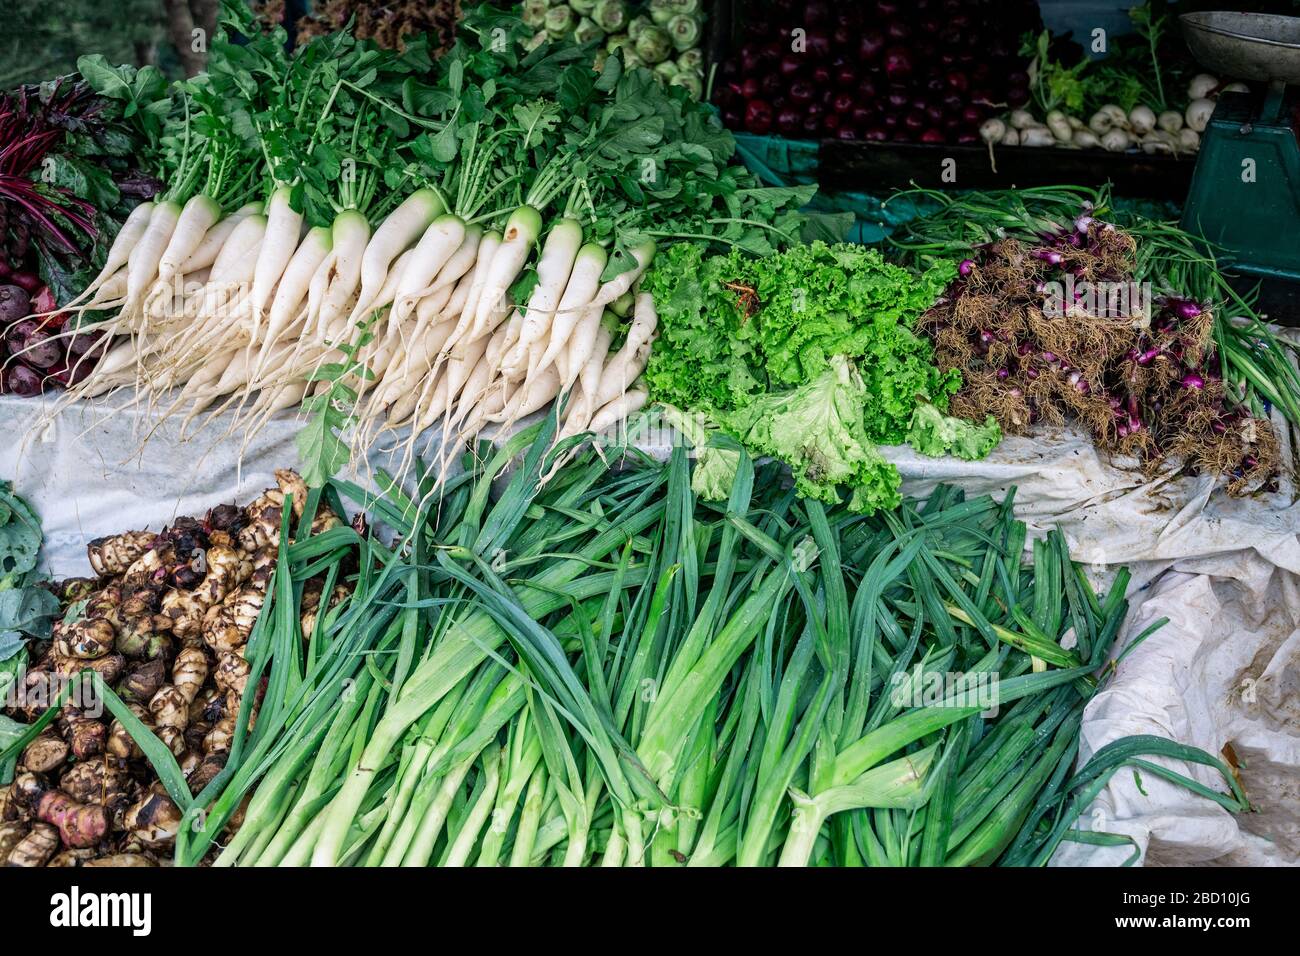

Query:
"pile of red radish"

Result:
[[714, 0, 1039, 144], [0, 264, 100, 397]]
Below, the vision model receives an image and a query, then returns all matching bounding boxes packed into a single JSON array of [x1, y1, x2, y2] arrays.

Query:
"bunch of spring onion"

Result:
[[174, 415, 1245, 867]]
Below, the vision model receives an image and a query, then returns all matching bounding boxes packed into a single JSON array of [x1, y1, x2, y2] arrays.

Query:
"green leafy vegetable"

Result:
[[643, 239, 969, 511], [908, 403, 1002, 461], [658, 404, 741, 502], [718, 357, 902, 514], [0, 587, 59, 655], [0, 483, 52, 663], [0, 482, 42, 579], [645, 240, 957, 434]]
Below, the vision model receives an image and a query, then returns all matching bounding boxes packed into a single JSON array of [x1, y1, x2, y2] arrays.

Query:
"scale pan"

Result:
[[1181, 11, 1300, 84]]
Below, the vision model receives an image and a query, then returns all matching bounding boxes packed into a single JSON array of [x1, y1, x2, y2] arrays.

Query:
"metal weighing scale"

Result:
[[1181, 11, 1300, 283]]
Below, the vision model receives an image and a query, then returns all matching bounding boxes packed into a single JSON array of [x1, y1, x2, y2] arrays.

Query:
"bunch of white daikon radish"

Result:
[[30, 139, 659, 482]]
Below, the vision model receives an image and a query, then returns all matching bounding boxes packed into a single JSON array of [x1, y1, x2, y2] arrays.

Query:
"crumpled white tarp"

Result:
[[2, 393, 1297, 865]]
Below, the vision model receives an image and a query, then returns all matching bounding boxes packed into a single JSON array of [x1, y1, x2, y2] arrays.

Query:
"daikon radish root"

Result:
[[316, 210, 371, 339], [254, 226, 332, 377], [347, 188, 444, 325], [438, 267, 476, 327], [388, 213, 466, 332], [123, 201, 183, 316], [412, 282, 455, 337], [500, 218, 583, 377], [402, 224, 483, 345], [441, 228, 500, 353], [589, 241, 655, 309], [487, 365, 560, 427], [591, 293, 658, 409], [467, 207, 541, 342], [588, 386, 649, 437], [564, 319, 614, 435], [157, 194, 224, 286], [562, 303, 608, 392], [375, 320, 457, 411], [249, 185, 304, 338], [531, 242, 608, 378], [485, 310, 524, 379], [447, 384, 508, 463], [408, 224, 481, 307], [176, 202, 261, 275]]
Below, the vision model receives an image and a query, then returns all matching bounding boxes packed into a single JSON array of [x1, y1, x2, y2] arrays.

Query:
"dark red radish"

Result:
[[744, 99, 774, 134], [858, 30, 886, 61], [5, 364, 43, 397], [8, 271, 42, 294], [883, 47, 913, 80], [0, 284, 31, 325]]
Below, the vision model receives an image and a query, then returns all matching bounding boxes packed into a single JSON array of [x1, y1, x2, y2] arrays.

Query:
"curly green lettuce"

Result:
[[643, 243, 758, 412], [718, 357, 901, 514], [907, 403, 1002, 461], [743, 242, 955, 386], [643, 240, 960, 444], [658, 405, 743, 502]]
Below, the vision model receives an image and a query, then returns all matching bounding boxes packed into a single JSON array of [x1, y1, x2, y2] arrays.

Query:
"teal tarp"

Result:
[[731, 131, 1182, 246], [731, 133, 928, 244]]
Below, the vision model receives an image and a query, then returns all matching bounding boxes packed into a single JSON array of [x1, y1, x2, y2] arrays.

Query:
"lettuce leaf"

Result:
[[908, 403, 1002, 461], [718, 357, 901, 514], [658, 405, 743, 503], [644, 241, 960, 446]]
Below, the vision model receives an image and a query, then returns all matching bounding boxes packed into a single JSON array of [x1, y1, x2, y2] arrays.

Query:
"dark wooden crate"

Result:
[[817, 140, 1196, 200]]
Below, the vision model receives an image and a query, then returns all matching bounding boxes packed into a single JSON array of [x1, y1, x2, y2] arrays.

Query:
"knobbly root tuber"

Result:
[[187, 752, 227, 796], [1, 469, 337, 865], [125, 786, 182, 850], [82, 853, 156, 867], [172, 646, 208, 703], [36, 791, 110, 849], [0, 822, 31, 862], [48, 848, 99, 866], [5, 822, 58, 867], [149, 684, 190, 730], [56, 618, 116, 659], [203, 715, 236, 755], [106, 703, 152, 760], [87, 532, 156, 577], [20, 734, 68, 774], [64, 717, 106, 760], [59, 761, 132, 808], [119, 659, 168, 702]]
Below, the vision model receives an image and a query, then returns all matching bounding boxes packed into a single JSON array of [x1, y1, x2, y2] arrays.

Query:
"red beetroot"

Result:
[[6, 271, 43, 294]]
